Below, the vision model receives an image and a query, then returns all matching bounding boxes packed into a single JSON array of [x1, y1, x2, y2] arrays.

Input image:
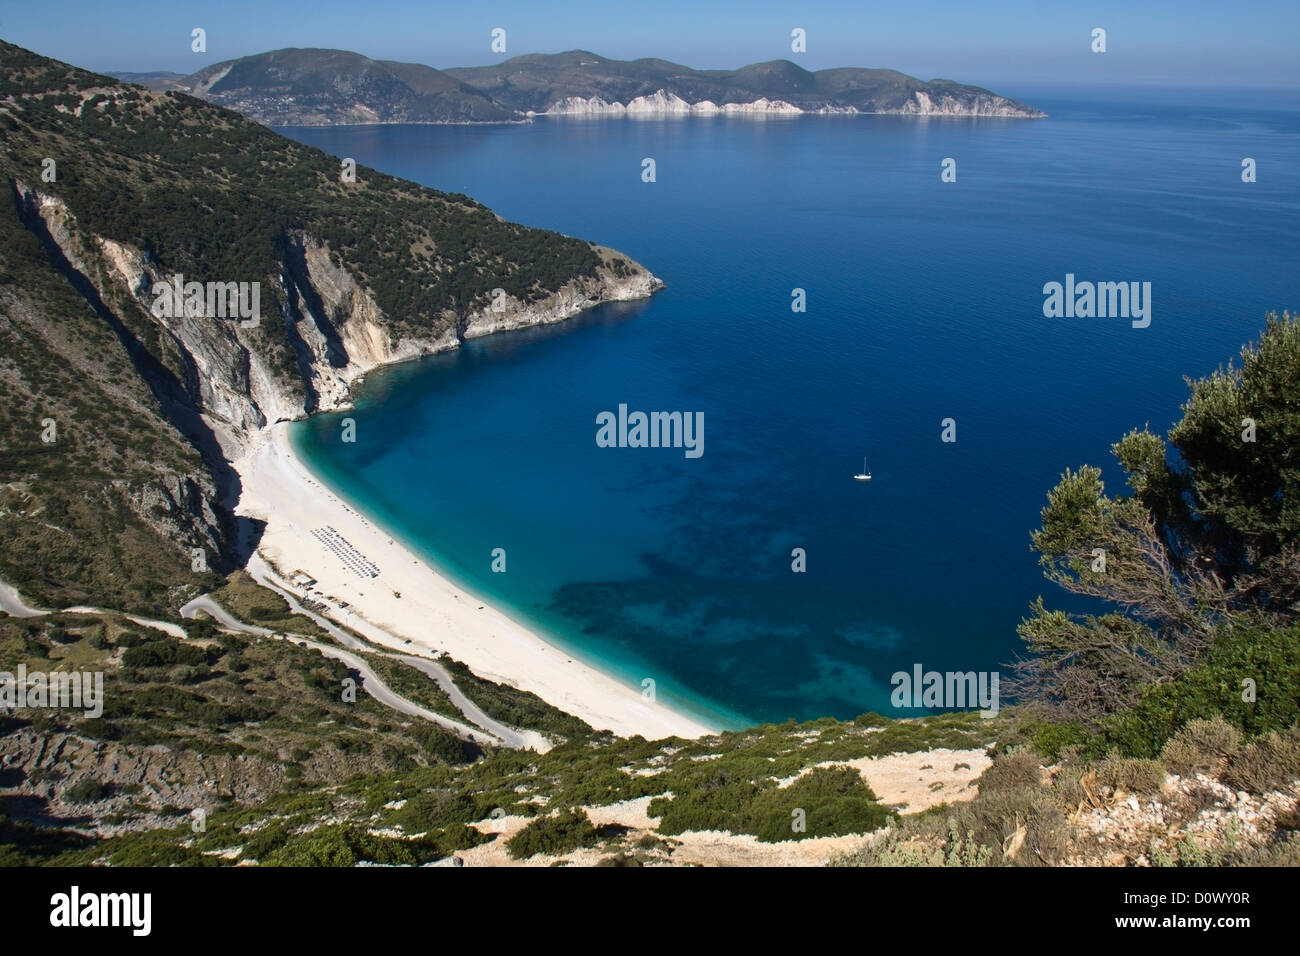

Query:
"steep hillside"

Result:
[[0, 39, 660, 611], [152, 48, 518, 125]]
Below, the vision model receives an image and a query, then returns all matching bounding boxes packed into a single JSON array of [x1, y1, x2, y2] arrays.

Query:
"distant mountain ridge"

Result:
[[113, 48, 1044, 125], [116, 48, 517, 125]]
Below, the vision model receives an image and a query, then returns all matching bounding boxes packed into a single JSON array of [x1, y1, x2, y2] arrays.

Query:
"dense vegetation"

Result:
[[1012, 313, 1299, 727], [0, 40, 605, 330], [650, 764, 895, 841], [506, 808, 600, 859], [0, 611, 471, 767], [0, 166, 226, 611]]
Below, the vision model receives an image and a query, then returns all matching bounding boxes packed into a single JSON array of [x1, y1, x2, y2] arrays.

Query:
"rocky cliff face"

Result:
[[10, 182, 234, 570], [15, 182, 661, 454], [898, 89, 1043, 117], [544, 91, 803, 116], [543, 88, 1041, 118], [463, 247, 663, 337], [10, 180, 661, 577]]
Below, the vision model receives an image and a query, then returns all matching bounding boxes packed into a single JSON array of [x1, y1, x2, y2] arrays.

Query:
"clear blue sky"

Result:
[[2, 0, 1296, 88]]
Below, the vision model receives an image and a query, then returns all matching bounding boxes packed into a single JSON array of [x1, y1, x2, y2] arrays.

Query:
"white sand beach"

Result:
[[232, 423, 718, 741]]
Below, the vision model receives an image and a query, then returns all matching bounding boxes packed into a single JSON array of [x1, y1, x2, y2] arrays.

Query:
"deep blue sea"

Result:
[[280, 87, 1300, 730]]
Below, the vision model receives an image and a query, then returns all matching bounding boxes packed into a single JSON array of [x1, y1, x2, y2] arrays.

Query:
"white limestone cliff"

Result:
[[543, 90, 803, 116], [540, 88, 1042, 119]]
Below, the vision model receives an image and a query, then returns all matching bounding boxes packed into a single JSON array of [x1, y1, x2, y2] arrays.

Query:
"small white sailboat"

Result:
[[854, 458, 872, 482]]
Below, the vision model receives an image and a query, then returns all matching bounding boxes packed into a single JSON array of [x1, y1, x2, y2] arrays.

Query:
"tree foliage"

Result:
[[1013, 313, 1300, 722]]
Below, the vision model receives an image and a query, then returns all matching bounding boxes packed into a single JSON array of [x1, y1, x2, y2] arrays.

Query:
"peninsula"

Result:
[[113, 48, 1045, 126]]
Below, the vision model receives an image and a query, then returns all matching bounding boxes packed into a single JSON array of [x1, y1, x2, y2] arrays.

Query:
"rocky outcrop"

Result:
[[10, 181, 661, 572], [11, 183, 236, 566], [0, 726, 287, 830], [124, 473, 228, 566], [278, 233, 460, 416], [16, 183, 661, 443], [463, 251, 664, 338], [1070, 773, 1300, 867], [896, 89, 1045, 118]]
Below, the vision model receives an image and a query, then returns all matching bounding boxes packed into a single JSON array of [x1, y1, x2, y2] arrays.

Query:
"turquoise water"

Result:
[[284, 89, 1300, 728]]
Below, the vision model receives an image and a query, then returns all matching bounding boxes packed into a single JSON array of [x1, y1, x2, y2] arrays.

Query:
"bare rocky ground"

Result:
[[10, 726, 1297, 865], [455, 748, 992, 867], [1, 722, 400, 840], [1067, 773, 1300, 867], [442, 750, 1299, 867]]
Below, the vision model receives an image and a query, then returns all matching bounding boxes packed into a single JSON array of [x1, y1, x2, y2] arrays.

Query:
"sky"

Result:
[[1, 0, 1297, 89]]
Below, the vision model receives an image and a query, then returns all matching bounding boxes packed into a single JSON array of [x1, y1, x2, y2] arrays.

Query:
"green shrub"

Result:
[[262, 826, 359, 866], [651, 765, 895, 843], [1092, 753, 1166, 795], [113, 630, 147, 647], [120, 637, 209, 669], [388, 789, 480, 833], [240, 821, 290, 861], [1223, 727, 1300, 794], [1096, 624, 1300, 758], [261, 824, 460, 866], [596, 852, 643, 867], [1160, 717, 1241, 777], [409, 724, 473, 765], [434, 823, 488, 855], [103, 836, 220, 867], [831, 819, 995, 868], [853, 712, 890, 728], [245, 603, 290, 623], [506, 808, 599, 860], [46, 624, 77, 645], [64, 777, 108, 803], [950, 789, 1070, 866], [976, 748, 1045, 794], [1026, 721, 1092, 761], [754, 766, 894, 842]]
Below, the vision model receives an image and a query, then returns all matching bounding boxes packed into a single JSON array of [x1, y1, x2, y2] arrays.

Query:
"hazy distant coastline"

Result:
[[112, 47, 1044, 127]]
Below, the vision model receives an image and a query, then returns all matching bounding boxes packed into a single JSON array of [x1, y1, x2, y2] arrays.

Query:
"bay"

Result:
[[283, 90, 1300, 727]]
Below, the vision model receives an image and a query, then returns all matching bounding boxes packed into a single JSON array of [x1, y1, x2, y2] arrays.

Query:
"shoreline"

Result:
[[231, 422, 721, 741], [273, 109, 1043, 130]]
